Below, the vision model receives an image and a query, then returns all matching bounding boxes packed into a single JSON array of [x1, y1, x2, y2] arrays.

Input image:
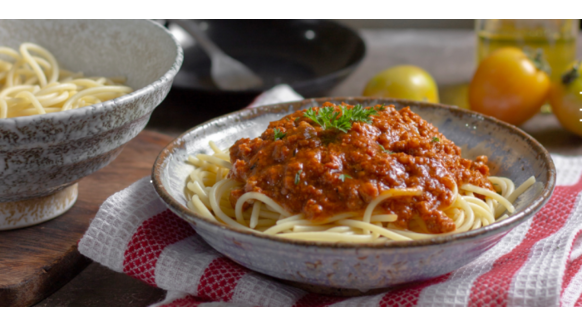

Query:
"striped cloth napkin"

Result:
[[78, 86, 582, 306]]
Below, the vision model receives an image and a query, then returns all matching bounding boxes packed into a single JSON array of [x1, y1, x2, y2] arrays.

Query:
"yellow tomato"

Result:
[[549, 62, 582, 137], [468, 47, 550, 126], [362, 65, 439, 103]]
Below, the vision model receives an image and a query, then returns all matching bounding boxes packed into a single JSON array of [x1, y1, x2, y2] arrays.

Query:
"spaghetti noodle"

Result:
[[183, 103, 536, 243], [0, 43, 132, 119]]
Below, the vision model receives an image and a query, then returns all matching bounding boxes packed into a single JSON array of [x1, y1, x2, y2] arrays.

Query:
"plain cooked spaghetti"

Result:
[[184, 103, 536, 243], [0, 43, 132, 119]]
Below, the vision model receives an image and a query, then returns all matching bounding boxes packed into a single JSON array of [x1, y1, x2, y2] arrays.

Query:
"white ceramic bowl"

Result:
[[0, 20, 183, 229], [153, 97, 555, 294]]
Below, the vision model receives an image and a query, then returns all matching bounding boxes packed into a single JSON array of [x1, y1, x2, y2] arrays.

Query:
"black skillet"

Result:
[[169, 19, 365, 97], [147, 20, 366, 132]]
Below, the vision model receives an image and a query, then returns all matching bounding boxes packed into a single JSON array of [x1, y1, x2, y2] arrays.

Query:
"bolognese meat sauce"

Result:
[[228, 103, 493, 233]]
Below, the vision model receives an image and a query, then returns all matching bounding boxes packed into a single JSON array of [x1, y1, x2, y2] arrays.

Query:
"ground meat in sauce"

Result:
[[228, 102, 494, 234]]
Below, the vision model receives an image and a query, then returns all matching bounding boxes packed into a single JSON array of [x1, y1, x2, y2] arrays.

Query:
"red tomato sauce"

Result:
[[228, 103, 492, 233]]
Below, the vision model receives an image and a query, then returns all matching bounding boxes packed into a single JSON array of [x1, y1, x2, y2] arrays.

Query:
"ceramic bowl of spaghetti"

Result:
[[0, 20, 183, 230], [152, 97, 555, 293]]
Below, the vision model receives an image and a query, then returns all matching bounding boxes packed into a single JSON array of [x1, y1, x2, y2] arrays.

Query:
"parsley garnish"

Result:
[[379, 144, 394, 154], [431, 137, 440, 143], [303, 104, 378, 133], [295, 170, 302, 185], [339, 174, 352, 182], [273, 128, 286, 140]]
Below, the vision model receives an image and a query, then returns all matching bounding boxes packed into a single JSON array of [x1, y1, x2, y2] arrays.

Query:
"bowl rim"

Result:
[[0, 19, 184, 125], [152, 97, 556, 250]]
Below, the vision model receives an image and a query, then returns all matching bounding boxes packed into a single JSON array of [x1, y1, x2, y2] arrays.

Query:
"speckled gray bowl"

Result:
[[0, 20, 183, 204], [152, 97, 555, 292]]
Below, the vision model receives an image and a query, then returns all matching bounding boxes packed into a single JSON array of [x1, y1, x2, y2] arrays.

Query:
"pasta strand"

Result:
[[0, 43, 132, 119], [182, 141, 535, 243]]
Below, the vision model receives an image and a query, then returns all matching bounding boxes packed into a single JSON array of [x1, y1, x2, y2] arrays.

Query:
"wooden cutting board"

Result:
[[0, 130, 173, 306]]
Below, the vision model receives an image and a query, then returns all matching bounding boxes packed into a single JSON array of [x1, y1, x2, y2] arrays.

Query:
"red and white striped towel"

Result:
[[78, 85, 582, 306], [78, 155, 582, 306]]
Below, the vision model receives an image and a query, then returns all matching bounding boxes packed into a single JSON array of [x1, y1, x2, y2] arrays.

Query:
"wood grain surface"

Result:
[[0, 131, 172, 306]]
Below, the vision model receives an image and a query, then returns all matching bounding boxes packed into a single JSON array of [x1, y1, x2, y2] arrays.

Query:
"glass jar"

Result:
[[476, 19, 579, 81]]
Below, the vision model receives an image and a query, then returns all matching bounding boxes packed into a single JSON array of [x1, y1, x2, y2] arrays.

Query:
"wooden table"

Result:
[[33, 28, 582, 306]]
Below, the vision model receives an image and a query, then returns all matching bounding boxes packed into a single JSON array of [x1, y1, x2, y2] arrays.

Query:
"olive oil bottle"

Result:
[[476, 19, 578, 81]]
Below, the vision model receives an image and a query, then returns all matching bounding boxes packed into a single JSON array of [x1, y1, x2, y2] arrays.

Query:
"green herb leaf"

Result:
[[431, 137, 440, 143], [273, 128, 286, 141], [303, 104, 378, 133], [348, 104, 379, 124], [295, 170, 302, 185], [339, 174, 352, 182], [379, 144, 394, 154]]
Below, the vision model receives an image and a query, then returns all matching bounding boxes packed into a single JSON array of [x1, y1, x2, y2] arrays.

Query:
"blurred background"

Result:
[[147, 19, 582, 152], [338, 19, 475, 29]]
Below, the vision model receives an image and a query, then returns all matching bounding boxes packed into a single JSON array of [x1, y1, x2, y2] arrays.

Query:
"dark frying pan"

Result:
[[169, 19, 366, 98], [147, 20, 366, 134]]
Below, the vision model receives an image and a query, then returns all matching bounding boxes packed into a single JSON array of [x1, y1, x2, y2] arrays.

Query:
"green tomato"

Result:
[[362, 65, 439, 103]]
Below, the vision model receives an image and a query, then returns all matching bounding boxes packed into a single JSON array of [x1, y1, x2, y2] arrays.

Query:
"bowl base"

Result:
[[0, 184, 78, 231]]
